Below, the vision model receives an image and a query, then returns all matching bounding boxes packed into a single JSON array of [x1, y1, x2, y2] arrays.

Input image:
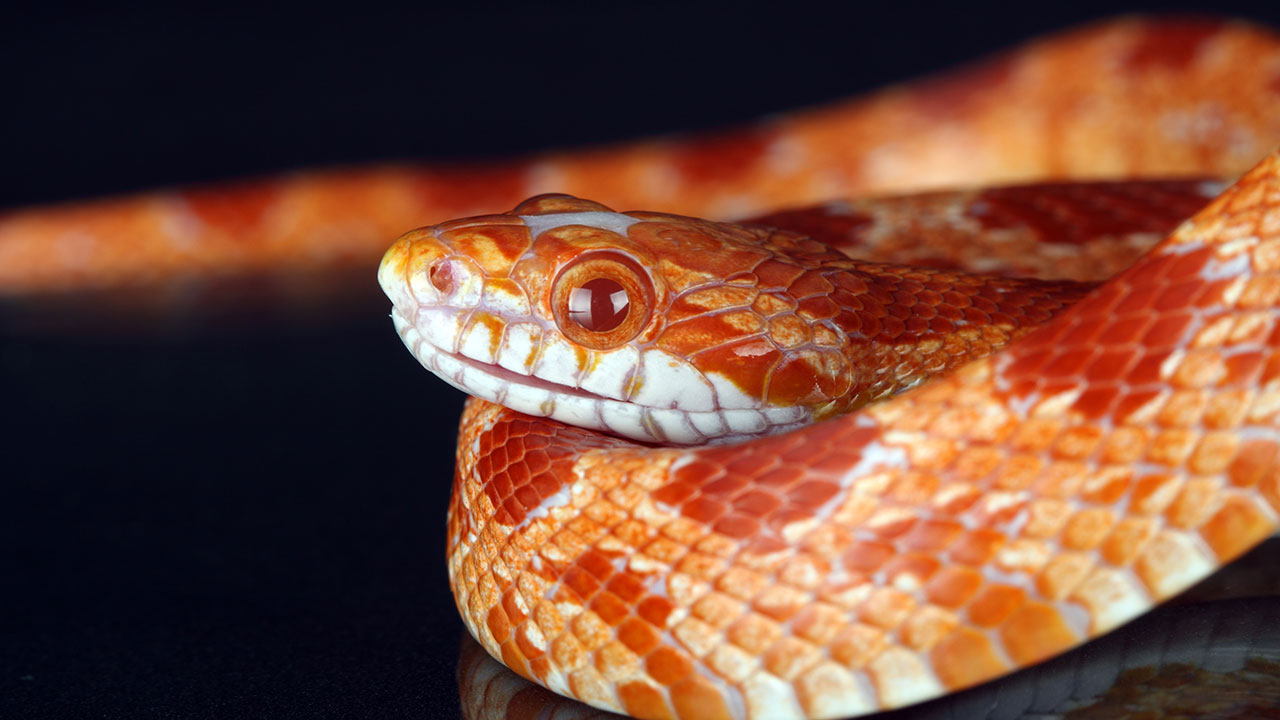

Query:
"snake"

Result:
[[367, 21, 1280, 720], [377, 165, 1280, 719], [6, 14, 1280, 720]]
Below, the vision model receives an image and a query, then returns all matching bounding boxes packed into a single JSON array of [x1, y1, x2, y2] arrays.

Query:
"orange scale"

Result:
[[1141, 312, 1195, 347], [948, 529, 1006, 565], [1041, 348, 1097, 380], [652, 481, 698, 507], [787, 480, 840, 509], [891, 288, 920, 309], [768, 507, 821, 531], [1079, 468, 1134, 505], [1163, 245, 1217, 280], [1200, 494, 1276, 560], [961, 307, 992, 325], [479, 424, 500, 452], [521, 433, 552, 450], [930, 626, 1009, 690], [854, 314, 883, 339], [1086, 347, 1140, 383], [673, 458, 723, 486], [502, 459, 532, 487], [904, 518, 964, 552], [500, 590, 529, 626], [487, 472, 514, 501], [486, 604, 512, 644], [1228, 439, 1280, 488], [841, 539, 896, 573], [529, 473, 562, 500], [789, 271, 836, 298], [522, 449, 552, 475], [752, 258, 805, 290], [645, 646, 695, 686], [563, 566, 604, 601], [498, 499, 525, 526], [579, 549, 618, 581], [681, 496, 729, 525], [1100, 517, 1159, 566], [701, 476, 750, 497], [637, 596, 675, 627], [966, 584, 1027, 628], [1003, 348, 1055, 380], [971, 294, 1001, 314], [475, 455, 494, 482], [1224, 351, 1265, 385], [877, 315, 907, 340], [987, 311, 1016, 327], [713, 514, 761, 540], [618, 681, 672, 720], [831, 272, 870, 295], [671, 677, 734, 720], [513, 484, 542, 512], [924, 566, 984, 608], [515, 628, 546, 661], [618, 617, 662, 656], [882, 553, 941, 584], [589, 592, 631, 626], [1265, 352, 1280, 382], [1071, 386, 1120, 420], [732, 490, 782, 518], [998, 602, 1079, 666], [1195, 277, 1242, 309], [1096, 314, 1154, 345], [798, 296, 841, 321], [1112, 389, 1165, 424], [939, 290, 972, 308], [912, 296, 945, 320], [499, 640, 532, 681], [1112, 283, 1165, 315], [1154, 279, 1205, 312], [755, 464, 807, 488], [924, 316, 956, 335]]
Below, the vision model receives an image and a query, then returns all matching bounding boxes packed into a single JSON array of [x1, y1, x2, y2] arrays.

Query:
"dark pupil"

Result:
[[568, 278, 630, 332]]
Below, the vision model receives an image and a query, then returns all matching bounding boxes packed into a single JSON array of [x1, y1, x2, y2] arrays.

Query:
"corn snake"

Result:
[[366, 19, 1280, 720], [10, 11, 1280, 717]]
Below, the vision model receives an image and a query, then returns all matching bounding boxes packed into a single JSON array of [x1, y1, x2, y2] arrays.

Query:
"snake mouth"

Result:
[[389, 305, 809, 445]]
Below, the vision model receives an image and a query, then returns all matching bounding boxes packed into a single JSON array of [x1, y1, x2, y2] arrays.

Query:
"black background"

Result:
[[6, 3, 1280, 718]]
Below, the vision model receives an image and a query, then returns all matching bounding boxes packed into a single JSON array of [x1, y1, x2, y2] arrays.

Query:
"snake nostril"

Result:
[[428, 259, 454, 296]]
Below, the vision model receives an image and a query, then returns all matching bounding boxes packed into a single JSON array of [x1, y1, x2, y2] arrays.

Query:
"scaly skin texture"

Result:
[[432, 155, 1280, 719], [6, 16, 1280, 294], [379, 193, 1096, 443]]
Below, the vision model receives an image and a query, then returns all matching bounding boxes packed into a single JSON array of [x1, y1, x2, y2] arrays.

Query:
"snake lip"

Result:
[[389, 304, 809, 445]]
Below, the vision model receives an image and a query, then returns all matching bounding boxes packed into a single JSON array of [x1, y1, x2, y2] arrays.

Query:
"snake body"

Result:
[[370, 18, 1280, 720], [379, 160, 1280, 719], [6, 17, 1280, 295]]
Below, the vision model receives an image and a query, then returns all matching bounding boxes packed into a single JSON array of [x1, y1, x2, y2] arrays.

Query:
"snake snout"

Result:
[[378, 228, 483, 313]]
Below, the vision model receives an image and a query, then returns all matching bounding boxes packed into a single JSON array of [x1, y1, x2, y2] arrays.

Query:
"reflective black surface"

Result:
[[8, 4, 1280, 719]]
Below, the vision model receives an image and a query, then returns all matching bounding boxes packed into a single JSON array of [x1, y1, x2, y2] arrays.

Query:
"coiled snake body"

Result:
[[371, 20, 1280, 720]]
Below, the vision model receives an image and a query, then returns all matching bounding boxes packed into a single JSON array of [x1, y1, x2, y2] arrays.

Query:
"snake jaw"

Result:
[[390, 301, 810, 445]]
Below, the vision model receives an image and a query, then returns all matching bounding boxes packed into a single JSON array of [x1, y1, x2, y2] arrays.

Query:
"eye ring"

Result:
[[551, 252, 654, 350]]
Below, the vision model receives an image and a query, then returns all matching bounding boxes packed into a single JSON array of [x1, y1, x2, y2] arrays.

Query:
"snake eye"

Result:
[[552, 253, 653, 350]]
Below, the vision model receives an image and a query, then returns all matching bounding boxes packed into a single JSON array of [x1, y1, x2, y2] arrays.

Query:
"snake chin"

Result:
[[390, 306, 809, 445]]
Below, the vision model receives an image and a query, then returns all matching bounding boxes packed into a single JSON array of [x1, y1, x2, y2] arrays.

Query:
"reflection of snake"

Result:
[[371, 20, 1280, 720]]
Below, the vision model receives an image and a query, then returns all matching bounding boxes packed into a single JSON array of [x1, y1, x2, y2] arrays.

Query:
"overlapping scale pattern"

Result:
[[446, 154, 1280, 719]]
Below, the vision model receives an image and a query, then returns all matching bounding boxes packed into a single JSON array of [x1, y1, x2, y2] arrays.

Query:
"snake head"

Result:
[[376, 194, 847, 444]]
